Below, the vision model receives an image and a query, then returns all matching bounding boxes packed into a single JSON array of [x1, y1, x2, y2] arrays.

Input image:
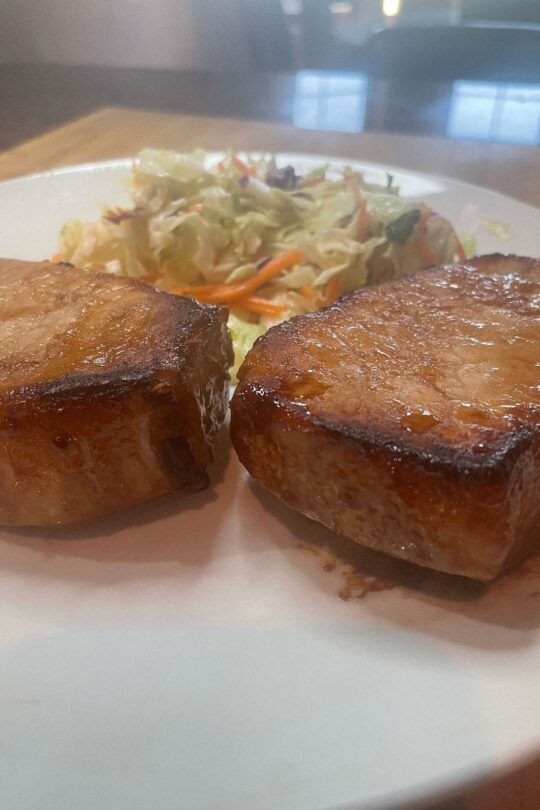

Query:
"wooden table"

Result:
[[2, 66, 540, 157], [0, 107, 539, 810], [0, 107, 539, 208]]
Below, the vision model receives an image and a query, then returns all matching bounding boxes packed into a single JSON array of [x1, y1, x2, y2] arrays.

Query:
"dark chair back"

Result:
[[364, 24, 540, 82]]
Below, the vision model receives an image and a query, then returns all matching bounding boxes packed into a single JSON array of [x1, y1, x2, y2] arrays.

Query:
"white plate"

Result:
[[0, 155, 539, 810]]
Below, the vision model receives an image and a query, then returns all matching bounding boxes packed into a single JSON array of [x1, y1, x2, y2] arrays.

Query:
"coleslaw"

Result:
[[58, 148, 467, 373]]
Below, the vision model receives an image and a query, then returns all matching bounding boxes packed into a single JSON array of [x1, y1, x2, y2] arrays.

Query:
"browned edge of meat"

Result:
[[230, 255, 540, 581], [0, 259, 233, 526]]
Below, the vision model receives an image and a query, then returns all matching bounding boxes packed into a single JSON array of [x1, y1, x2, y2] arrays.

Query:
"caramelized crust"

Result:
[[0, 259, 233, 525], [231, 255, 540, 580]]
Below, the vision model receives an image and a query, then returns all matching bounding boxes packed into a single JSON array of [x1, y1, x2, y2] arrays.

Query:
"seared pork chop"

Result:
[[0, 259, 232, 526], [231, 255, 540, 581]]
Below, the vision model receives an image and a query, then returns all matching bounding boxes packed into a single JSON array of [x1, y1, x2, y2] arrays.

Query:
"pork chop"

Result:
[[230, 255, 540, 581], [0, 259, 232, 525]]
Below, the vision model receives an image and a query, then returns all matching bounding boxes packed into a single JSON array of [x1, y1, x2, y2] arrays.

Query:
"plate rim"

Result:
[[337, 736, 540, 810], [1, 150, 540, 810], [1, 153, 538, 217]]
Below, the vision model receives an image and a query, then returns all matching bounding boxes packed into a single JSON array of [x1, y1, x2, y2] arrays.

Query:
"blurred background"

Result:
[[1, 0, 539, 149]]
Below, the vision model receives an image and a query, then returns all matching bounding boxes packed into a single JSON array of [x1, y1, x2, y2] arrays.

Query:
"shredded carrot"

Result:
[[300, 284, 314, 300], [357, 203, 370, 242], [104, 206, 140, 224], [177, 249, 304, 305], [416, 207, 437, 265], [231, 155, 255, 177], [187, 202, 203, 213], [233, 296, 284, 316], [417, 239, 437, 265], [323, 275, 340, 306], [50, 253, 63, 263]]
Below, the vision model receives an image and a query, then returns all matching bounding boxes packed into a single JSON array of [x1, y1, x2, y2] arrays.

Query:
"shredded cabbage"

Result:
[[228, 315, 266, 379], [480, 217, 513, 241], [461, 233, 477, 258], [58, 149, 465, 376]]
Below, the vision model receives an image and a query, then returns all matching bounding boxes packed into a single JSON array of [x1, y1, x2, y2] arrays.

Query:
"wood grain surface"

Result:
[[0, 107, 539, 208], [0, 107, 539, 810]]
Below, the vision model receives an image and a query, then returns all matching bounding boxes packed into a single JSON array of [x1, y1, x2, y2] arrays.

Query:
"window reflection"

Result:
[[447, 81, 540, 145], [293, 70, 367, 132]]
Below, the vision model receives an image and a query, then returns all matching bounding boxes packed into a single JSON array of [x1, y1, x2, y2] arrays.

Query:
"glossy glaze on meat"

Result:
[[0, 259, 233, 525], [231, 255, 540, 581]]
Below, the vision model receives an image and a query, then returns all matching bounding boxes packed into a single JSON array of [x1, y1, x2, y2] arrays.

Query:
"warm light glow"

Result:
[[330, 1, 353, 14], [382, 0, 402, 17]]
